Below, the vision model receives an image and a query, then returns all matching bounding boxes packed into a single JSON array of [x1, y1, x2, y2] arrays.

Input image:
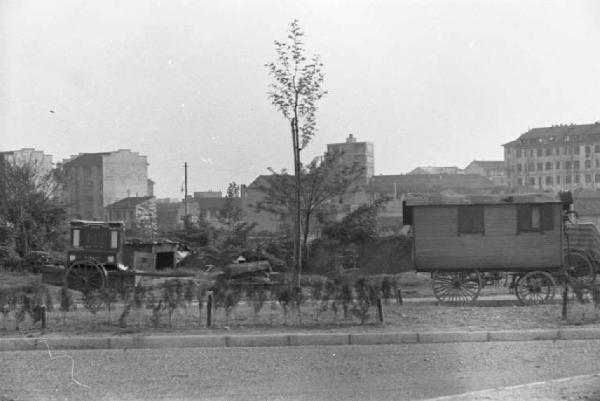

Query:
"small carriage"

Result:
[[42, 220, 192, 292], [403, 192, 597, 305]]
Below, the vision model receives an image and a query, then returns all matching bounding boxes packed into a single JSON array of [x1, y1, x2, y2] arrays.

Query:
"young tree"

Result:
[[219, 182, 243, 231], [266, 19, 326, 285], [255, 152, 363, 269]]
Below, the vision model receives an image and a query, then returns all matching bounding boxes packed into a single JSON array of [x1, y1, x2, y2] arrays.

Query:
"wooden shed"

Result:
[[122, 240, 188, 271], [403, 193, 570, 273]]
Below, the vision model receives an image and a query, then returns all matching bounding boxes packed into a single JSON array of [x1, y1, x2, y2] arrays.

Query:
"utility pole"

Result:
[[184, 162, 188, 218]]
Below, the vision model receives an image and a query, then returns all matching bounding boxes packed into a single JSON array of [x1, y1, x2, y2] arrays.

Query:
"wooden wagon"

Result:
[[42, 220, 193, 292], [403, 192, 596, 305]]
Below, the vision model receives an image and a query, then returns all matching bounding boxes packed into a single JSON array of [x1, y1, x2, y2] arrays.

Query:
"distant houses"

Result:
[[16, 121, 600, 236], [60, 149, 153, 221]]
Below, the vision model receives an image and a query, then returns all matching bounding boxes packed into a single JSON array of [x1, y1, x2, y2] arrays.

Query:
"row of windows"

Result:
[[458, 204, 553, 235], [515, 173, 600, 186], [515, 144, 600, 158], [516, 159, 600, 172]]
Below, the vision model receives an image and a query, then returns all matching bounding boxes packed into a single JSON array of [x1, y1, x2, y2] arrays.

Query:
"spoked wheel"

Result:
[[64, 259, 107, 292], [564, 251, 596, 284], [515, 271, 556, 305], [432, 270, 482, 304]]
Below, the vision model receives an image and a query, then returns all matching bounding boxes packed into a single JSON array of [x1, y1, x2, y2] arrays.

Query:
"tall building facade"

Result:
[[326, 134, 374, 185], [0, 148, 53, 176], [62, 149, 151, 220], [504, 123, 600, 191]]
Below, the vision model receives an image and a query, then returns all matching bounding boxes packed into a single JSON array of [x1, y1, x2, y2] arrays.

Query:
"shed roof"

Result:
[[404, 192, 566, 206]]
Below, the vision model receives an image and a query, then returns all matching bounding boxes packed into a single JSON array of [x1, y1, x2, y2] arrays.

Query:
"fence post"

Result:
[[40, 305, 47, 330], [376, 298, 384, 323], [397, 289, 403, 305], [206, 292, 213, 327], [562, 282, 569, 320]]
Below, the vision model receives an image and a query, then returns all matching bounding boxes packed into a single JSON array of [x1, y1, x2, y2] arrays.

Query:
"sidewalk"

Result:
[[2, 327, 600, 352], [422, 373, 600, 401]]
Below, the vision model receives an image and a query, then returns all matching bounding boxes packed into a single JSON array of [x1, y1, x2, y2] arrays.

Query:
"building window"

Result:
[[545, 148, 552, 156], [517, 177, 523, 186], [595, 144, 600, 153], [517, 204, 554, 232], [586, 146, 591, 155], [537, 162, 543, 171], [537, 148, 543, 157], [566, 175, 572, 184], [595, 174, 600, 183], [596, 159, 599, 168], [565, 161, 572, 169], [563, 147, 568, 155], [586, 159, 592, 169], [538, 177, 542, 186], [574, 161, 580, 170], [575, 175, 581, 184], [528, 163, 535, 171], [458, 205, 485, 235], [545, 176, 553, 185], [575, 146, 580, 155], [529, 177, 536, 186], [516, 164, 522, 172], [586, 174, 592, 183], [555, 161, 560, 169], [516, 149, 522, 158], [545, 162, 552, 170], [556, 176, 560, 184]]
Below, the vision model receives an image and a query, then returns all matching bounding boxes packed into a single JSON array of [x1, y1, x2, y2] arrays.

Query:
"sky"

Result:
[[2, 0, 600, 198]]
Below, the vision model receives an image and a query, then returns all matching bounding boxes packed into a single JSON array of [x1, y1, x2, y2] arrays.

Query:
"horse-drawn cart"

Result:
[[42, 220, 193, 292], [403, 192, 597, 305]]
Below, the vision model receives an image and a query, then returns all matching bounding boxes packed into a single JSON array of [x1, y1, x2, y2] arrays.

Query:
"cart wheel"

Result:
[[432, 270, 482, 304], [515, 271, 556, 305], [564, 251, 596, 284], [65, 259, 107, 292]]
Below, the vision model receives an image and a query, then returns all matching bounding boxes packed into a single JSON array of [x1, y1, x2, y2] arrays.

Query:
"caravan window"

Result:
[[517, 204, 554, 232], [457, 205, 484, 235]]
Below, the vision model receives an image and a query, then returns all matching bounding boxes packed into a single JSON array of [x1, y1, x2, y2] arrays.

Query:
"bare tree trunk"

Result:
[[291, 118, 302, 287]]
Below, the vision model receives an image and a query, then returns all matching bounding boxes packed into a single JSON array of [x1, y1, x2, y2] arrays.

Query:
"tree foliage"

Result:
[[255, 151, 363, 263], [322, 198, 389, 243], [0, 159, 66, 258]]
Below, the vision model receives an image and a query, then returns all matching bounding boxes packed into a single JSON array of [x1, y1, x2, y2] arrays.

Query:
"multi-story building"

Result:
[[327, 134, 374, 185], [0, 148, 53, 177], [504, 123, 600, 191], [61, 149, 151, 220]]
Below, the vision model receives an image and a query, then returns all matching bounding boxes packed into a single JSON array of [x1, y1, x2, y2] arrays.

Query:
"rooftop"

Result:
[[504, 122, 600, 146], [106, 196, 153, 209], [367, 174, 496, 194]]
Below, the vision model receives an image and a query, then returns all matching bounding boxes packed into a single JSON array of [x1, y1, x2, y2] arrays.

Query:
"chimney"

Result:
[[346, 134, 356, 143]]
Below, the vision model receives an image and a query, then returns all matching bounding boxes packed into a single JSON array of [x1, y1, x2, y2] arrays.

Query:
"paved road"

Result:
[[3, 340, 600, 401]]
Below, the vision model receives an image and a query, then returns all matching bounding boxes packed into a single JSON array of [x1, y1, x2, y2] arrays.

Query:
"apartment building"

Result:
[[504, 123, 600, 191], [61, 149, 151, 220]]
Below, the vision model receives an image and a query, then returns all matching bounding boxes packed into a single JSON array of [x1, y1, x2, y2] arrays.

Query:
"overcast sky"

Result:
[[2, 0, 600, 198]]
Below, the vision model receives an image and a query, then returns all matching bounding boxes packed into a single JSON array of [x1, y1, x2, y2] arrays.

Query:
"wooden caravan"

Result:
[[404, 193, 595, 304]]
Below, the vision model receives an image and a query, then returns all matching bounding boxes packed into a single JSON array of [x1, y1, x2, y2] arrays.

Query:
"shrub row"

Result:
[[0, 276, 401, 331]]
